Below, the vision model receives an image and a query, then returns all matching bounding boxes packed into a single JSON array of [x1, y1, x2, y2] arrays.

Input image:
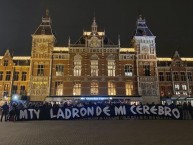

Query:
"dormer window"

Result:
[[4, 60, 8, 66]]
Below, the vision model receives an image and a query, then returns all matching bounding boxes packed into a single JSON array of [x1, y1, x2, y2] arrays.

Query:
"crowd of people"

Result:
[[0, 100, 193, 122]]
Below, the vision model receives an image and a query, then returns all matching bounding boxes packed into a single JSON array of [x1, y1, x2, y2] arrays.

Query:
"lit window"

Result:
[[91, 60, 98, 76], [175, 91, 180, 95], [108, 60, 115, 76], [125, 65, 133, 76], [125, 82, 133, 95], [108, 81, 116, 95], [73, 82, 81, 95], [56, 65, 64, 76], [55, 81, 63, 96], [74, 55, 82, 76], [182, 84, 187, 90], [183, 92, 187, 95], [91, 81, 99, 95], [175, 84, 180, 90]]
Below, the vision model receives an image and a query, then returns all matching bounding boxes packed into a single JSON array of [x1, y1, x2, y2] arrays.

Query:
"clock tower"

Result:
[[30, 9, 55, 101], [133, 15, 160, 103]]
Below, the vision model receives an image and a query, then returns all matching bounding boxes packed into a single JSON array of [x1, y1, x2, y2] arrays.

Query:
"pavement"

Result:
[[0, 120, 193, 145]]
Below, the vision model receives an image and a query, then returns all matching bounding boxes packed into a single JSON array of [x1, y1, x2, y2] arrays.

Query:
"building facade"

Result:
[[1, 10, 193, 104]]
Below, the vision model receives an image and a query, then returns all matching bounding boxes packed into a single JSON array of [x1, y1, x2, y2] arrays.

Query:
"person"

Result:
[[187, 102, 193, 120], [9, 102, 18, 121], [0, 102, 9, 122]]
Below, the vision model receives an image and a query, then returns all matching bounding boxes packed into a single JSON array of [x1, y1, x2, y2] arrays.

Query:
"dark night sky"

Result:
[[0, 0, 193, 57]]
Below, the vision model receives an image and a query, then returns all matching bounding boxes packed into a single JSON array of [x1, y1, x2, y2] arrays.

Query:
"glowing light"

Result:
[[12, 94, 20, 101]]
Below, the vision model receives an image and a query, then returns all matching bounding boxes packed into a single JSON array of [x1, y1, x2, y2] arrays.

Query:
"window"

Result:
[[14, 72, 19, 81], [176, 91, 180, 95], [125, 65, 133, 76], [183, 92, 188, 95], [91, 60, 98, 76], [12, 85, 18, 94], [174, 84, 180, 90], [159, 72, 164, 81], [144, 65, 150, 76], [37, 65, 44, 76], [175, 61, 180, 67], [91, 82, 99, 95], [182, 84, 187, 90], [108, 60, 115, 76], [5, 71, 11, 81], [187, 72, 192, 81], [21, 72, 27, 81], [0, 71, 3, 81], [125, 82, 133, 96], [73, 82, 81, 95], [56, 65, 64, 76], [180, 72, 186, 81], [4, 84, 9, 91], [20, 86, 26, 95], [55, 81, 63, 96], [74, 55, 82, 76], [108, 81, 116, 95], [166, 72, 171, 81], [4, 60, 8, 66], [173, 72, 179, 81]]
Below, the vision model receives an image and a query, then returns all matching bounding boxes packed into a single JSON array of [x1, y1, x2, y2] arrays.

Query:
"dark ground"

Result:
[[0, 120, 193, 145]]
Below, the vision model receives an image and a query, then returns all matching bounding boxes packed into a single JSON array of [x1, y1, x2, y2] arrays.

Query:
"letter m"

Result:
[[19, 110, 28, 120], [115, 106, 126, 115]]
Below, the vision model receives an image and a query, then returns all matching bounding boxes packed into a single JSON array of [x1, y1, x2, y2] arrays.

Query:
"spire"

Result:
[[68, 37, 71, 47], [118, 35, 120, 48], [46, 9, 49, 18], [173, 50, 180, 58], [34, 9, 53, 35], [91, 17, 97, 34], [135, 14, 154, 36], [42, 9, 51, 24], [4, 49, 11, 56]]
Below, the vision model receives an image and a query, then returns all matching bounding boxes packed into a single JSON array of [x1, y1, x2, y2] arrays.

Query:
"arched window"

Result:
[[55, 81, 63, 96], [107, 54, 115, 76], [74, 54, 82, 76], [125, 82, 133, 96], [108, 81, 116, 95], [91, 81, 99, 95], [73, 82, 81, 95], [91, 54, 99, 76]]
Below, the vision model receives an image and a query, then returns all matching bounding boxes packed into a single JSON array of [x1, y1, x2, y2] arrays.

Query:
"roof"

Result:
[[135, 15, 154, 36], [33, 9, 54, 35]]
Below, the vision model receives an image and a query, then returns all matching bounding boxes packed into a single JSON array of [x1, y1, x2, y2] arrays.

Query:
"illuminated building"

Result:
[[1, 10, 193, 104]]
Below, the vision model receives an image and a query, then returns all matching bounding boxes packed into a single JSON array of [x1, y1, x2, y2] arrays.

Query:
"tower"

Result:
[[29, 9, 55, 101], [133, 15, 160, 103]]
